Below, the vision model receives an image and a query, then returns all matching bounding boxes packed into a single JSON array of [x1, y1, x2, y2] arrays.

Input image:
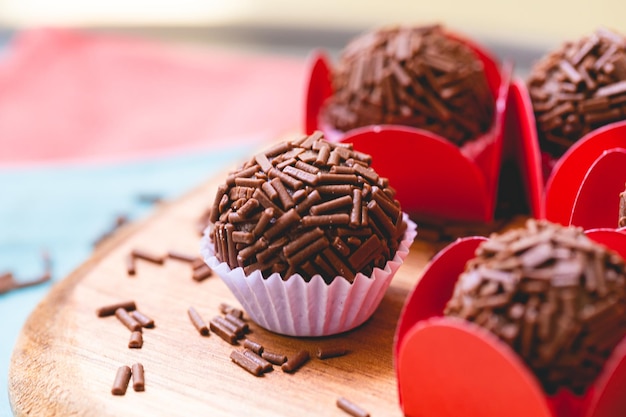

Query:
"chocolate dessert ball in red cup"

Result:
[[528, 28, 626, 159], [394, 219, 626, 417], [509, 28, 626, 229], [305, 24, 523, 223], [320, 25, 495, 146]]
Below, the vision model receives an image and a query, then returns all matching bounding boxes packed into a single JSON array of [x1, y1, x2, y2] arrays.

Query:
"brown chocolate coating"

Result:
[[209, 132, 406, 282], [445, 219, 626, 394], [528, 28, 626, 157], [321, 25, 495, 146]]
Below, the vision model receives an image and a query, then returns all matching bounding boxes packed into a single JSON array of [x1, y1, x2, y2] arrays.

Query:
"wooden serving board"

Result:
[[8, 169, 438, 417]]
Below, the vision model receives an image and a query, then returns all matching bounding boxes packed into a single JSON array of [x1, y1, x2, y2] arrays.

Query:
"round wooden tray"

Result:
[[8, 171, 436, 417]]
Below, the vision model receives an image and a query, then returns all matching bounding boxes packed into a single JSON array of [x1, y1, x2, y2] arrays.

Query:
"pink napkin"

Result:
[[0, 28, 308, 165]]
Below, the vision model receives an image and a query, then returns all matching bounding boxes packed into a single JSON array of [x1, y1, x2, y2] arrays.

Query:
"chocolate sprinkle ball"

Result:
[[445, 219, 626, 394], [209, 132, 407, 283], [321, 25, 495, 146], [528, 28, 626, 157]]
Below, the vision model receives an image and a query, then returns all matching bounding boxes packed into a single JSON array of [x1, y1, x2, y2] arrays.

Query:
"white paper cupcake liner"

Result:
[[201, 214, 417, 337]]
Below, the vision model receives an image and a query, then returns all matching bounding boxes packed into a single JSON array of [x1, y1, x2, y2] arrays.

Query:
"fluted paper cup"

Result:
[[201, 215, 416, 336]]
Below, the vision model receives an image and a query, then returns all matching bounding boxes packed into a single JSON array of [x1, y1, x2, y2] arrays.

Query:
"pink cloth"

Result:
[[0, 28, 308, 164]]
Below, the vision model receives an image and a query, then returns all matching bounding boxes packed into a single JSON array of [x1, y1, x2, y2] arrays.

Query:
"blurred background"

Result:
[[0, 0, 624, 74]]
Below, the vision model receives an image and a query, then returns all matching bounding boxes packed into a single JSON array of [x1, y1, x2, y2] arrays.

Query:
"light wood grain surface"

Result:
[[8, 168, 437, 417]]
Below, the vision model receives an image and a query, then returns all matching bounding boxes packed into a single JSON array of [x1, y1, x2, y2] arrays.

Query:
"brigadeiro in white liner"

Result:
[[199, 131, 416, 336]]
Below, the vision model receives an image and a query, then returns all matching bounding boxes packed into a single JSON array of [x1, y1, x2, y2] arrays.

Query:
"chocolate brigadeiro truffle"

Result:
[[528, 28, 626, 157], [445, 219, 626, 394], [321, 25, 495, 146], [208, 131, 407, 283]]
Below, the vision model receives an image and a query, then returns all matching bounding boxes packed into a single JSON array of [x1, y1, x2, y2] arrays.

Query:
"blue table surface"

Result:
[[0, 145, 248, 416]]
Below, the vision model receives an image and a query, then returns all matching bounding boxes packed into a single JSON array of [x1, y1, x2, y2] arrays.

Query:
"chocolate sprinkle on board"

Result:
[[96, 301, 137, 318], [230, 350, 263, 376], [0, 251, 53, 295], [130, 310, 155, 328], [281, 350, 310, 373], [208, 132, 406, 282], [111, 366, 132, 396], [128, 331, 143, 349], [445, 219, 626, 394], [132, 363, 145, 392], [322, 25, 495, 146], [336, 397, 370, 417]]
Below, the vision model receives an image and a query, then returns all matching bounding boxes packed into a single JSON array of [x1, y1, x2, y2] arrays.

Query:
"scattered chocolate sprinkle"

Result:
[[230, 350, 263, 376], [219, 302, 244, 319], [445, 219, 626, 394], [337, 397, 370, 417], [242, 348, 273, 373], [96, 301, 137, 318], [192, 264, 213, 282], [125, 254, 136, 276], [115, 308, 142, 332], [1, 272, 51, 294], [281, 350, 310, 373], [167, 250, 200, 263], [0, 272, 13, 294], [216, 315, 244, 337], [128, 331, 143, 349], [209, 317, 239, 344], [130, 310, 155, 328], [261, 350, 287, 366], [130, 249, 165, 265], [111, 366, 132, 395], [224, 313, 249, 334], [191, 257, 206, 270], [188, 306, 209, 336], [316, 346, 349, 359], [132, 363, 145, 392], [528, 28, 626, 156], [243, 339, 264, 355], [0, 251, 53, 294]]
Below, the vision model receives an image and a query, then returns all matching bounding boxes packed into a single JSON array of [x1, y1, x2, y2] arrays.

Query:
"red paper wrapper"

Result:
[[394, 229, 626, 417]]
